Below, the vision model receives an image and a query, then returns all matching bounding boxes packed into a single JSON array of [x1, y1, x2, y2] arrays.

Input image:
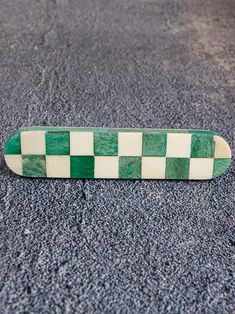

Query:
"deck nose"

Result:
[[213, 135, 232, 178], [4, 132, 22, 176]]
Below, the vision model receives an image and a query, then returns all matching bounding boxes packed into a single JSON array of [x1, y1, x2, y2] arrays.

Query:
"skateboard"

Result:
[[4, 127, 232, 180]]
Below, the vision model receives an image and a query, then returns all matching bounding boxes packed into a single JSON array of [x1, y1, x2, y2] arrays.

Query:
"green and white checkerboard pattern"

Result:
[[4, 128, 232, 180]]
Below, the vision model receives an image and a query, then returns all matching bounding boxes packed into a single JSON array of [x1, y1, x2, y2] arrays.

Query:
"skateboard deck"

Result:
[[4, 127, 232, 180]]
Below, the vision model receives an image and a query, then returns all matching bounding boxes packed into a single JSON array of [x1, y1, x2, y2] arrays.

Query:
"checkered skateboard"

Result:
[[4, 127, 232, 179]]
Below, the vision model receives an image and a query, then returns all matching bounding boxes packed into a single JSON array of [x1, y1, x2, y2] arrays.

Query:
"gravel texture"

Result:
[[0, 0, 234, 313]]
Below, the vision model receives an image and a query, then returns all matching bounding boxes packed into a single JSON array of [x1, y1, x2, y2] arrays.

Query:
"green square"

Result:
[[191, 134, 214, 158], [94, 131, 118, 156], [22, 155, 46, 177], [166, 158, 189, 180], [143, 132, 167, 156], [213, 158, 231, 178], [4, 132, 21, 154], [71, 156, 94, 178], [119, 157, 141, 179], [46, 131, 70, 155]]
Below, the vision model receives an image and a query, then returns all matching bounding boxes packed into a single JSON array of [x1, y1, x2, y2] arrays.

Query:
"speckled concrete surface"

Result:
[[0, 0, 234, 313]]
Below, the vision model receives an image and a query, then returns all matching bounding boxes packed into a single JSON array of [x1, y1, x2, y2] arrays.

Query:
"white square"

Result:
[[189, 158, 214, 180], [214, 135, 231, 158], [95, 156, 119, 178], [118, 132, 142, 156], [141, 157, 166, 179], [166, 133, 192, 157], [46, 156, 70, 178], [4, 154, 22, 175], [21, 131, 46, 155], [70, 132, 94, 156]]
